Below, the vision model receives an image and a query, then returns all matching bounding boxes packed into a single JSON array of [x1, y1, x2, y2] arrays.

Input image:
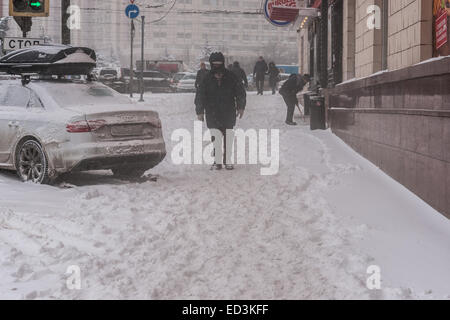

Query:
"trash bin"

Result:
[[310, 95, 326, 130]]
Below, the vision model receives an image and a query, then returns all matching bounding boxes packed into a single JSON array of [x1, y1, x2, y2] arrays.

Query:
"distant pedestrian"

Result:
[[195, 62, 208, 90], [231, 61, 248, 89], [279, 74, 311, 126], [268, 62, 280, 95], [195, 52, 247, 170], [253, 56, 268, 95]]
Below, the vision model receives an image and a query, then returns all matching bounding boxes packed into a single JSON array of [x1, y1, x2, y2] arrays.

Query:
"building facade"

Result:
[[296, 0, 450, 218], [1, 0, 300, 72]]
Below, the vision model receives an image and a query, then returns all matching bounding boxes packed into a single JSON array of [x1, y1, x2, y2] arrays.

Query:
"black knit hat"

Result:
[[209, 52, 225, 64]]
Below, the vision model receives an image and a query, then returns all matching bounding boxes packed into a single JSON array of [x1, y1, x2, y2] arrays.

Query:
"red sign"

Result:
[[264, 0, 298, 26], [436, 11, 448, 50], [269, 6, 299, 22]]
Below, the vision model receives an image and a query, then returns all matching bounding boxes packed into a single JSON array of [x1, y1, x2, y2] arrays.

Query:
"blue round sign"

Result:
[[264, 0, 293, 27], [125, 4, 140, 19]]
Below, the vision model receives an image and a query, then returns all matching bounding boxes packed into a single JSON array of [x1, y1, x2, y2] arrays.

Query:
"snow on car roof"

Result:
[[30, 80, 131, 107]]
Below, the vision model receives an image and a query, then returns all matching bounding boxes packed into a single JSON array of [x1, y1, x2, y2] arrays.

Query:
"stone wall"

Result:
[[327, 56, 450, 218]]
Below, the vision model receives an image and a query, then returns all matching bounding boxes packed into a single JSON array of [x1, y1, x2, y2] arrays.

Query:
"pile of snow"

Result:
[[0, 91, 449, 299]]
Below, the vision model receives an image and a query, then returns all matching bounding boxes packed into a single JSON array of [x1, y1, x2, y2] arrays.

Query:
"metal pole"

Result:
[[139, 16, 145, 102], [130, 20, 134, 98]]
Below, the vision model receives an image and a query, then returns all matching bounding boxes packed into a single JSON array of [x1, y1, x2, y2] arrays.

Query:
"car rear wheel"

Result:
[[112, 167, 147, 180], [16, 139, 50, 184]]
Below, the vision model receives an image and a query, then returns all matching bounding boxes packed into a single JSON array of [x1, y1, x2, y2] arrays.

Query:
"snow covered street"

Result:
[[1, 92, 450, 299]]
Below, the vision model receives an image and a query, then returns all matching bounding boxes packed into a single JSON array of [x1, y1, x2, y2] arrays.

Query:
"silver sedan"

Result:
[[0, 79, 166, 184]]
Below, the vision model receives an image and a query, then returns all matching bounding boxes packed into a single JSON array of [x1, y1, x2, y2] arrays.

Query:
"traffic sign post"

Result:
[[125, 4, 140, 20], [139, 16, 145, 102], [125, 3, 140, 97]]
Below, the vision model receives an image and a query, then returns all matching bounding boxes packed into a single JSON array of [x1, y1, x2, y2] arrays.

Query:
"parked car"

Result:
[[170, 72, 191, 87], [117, 69, 173, 93], [176, 73, 197, 92], [98, 67, 120, 82], [0, 79, 166, 183]]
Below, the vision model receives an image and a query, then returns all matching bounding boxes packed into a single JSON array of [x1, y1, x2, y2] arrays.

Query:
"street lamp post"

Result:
[[139, 16, 145, 102]]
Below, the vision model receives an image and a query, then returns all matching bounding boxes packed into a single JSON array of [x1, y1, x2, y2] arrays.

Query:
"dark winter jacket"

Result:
[[279, 74, 308, 103], [268, 65, 280, 84], [195, 68, 209, 89], [253, 60, 268, 79], [231, 64, 248, 88], [195, 69, 246, 129]]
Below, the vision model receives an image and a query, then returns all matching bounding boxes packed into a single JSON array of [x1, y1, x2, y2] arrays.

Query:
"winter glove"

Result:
[[197, 114, 205, 122]]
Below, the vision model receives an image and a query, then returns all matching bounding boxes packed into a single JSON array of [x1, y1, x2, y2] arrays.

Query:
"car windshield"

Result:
[[182, 74, 196, 80], [174, 73, 186, 81], [41, 81, 131, 107], [100, 70, 117, 76]]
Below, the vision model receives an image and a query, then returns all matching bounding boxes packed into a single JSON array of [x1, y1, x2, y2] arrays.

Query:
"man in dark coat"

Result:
[[231, 61, 248, 89], [279, 74, 311, 126], [195, 62, 208, 90], [268, 62, 280, 95], [253, 56, 268, 95], [195, 52, 247, 170]]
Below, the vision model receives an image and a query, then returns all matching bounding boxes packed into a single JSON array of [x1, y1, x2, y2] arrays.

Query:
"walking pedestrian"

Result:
[[195, 62, 208, 90], [279, 74, 311, 126], [268, 62, 280, 95], [231, 61, 248, 89], [253, 56, 268, 95], [195, 52, 247, 170]]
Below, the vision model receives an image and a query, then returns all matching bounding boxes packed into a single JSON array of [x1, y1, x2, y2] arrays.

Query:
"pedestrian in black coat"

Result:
[[231, 61, 248, 89], [195, 52, 247, 170], [253, 56, 268, 95], [268, 62, 280, 95], [195, 62, 208, 89], [279, 74, 311, 126]]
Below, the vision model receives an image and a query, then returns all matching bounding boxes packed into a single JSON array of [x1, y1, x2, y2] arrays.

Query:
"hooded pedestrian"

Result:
[[268, 62, 280, 95], [253, 56, 268, 95], [279, 74, 311, 126], [195, 62, 208, 90], [195, 52, 247, 170], [231, 61, 248, 89]]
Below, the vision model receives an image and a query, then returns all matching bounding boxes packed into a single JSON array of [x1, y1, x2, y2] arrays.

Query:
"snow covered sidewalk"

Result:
[[0, 92, 449, 299]]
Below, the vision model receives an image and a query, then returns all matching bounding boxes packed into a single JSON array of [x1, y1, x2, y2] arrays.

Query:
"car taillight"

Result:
[[66, 120, 106, 133], [66, 120, 90, 133]]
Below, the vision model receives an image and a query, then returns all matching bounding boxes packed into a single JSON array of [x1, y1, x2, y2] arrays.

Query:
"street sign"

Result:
[[436, 10, 448, 50], [2, 37, 43, 51], [125, 4, 140, 19], [9, 0, 49, 17]]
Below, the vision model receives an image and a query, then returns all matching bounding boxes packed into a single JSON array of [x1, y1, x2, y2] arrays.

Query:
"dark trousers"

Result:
[[211, 127, 232, 165], [256, 76, 265, 94], [269, 79, 277, 94], [282, 95, 296, 123]]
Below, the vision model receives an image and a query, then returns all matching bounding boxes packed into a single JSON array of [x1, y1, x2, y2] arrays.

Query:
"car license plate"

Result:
[[111, 124, 144, 136]]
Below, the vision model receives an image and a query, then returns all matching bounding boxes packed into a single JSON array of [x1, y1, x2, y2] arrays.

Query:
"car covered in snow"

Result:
[[0, 79, 166, 184]]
